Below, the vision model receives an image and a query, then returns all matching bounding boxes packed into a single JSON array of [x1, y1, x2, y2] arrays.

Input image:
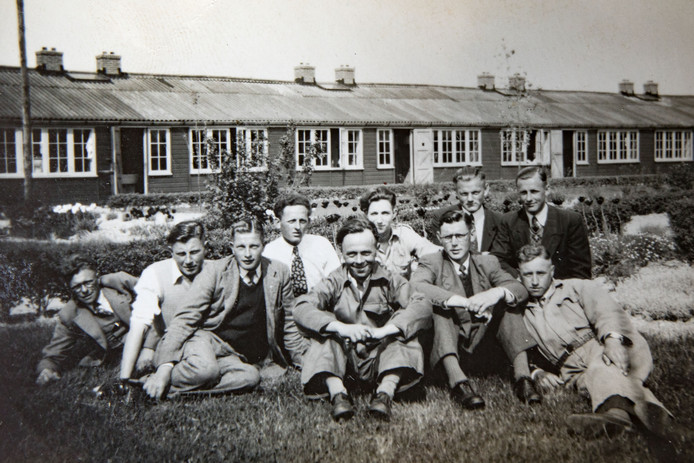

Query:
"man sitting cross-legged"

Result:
[[294, 217, 432, 421], [142, 218, 302, 400], [411, 210, 540, 409], [517, 244, 676, 439]]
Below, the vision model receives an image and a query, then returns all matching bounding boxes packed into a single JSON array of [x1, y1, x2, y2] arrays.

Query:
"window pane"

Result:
[[49, 129, 68, 173], [0, 129, 17, 174]]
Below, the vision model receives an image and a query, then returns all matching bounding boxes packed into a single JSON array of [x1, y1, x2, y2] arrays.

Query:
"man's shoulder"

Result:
[[56, 299, 80, 325], [419, 250, 445, 266], [471, 252, 501, 268], [549, 205, 582, 222], [433, 203, 459, 218], [304, 233, 334, 247], [484, 207, 503, 223]]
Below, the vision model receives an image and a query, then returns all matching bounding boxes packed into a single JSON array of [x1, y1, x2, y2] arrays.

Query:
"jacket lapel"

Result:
[[542, 206, 562, 255], [261, 258, 278, 343], [481, 208, 497, 252], [221, 258, 241, 317], [73, 306, 108, 351], [103, 288, 132, 326], [512, 210, 531, 248], [439, 253, 465, 295]]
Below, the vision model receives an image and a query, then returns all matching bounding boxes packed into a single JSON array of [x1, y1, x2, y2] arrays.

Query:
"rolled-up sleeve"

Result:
[[130, 266, 163, 327]]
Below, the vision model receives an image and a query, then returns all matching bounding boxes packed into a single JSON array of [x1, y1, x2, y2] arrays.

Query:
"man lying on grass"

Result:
[[517, 244, 676, 439], [36, 254, 137, 386], [293, 217, 432, 421], [143, 218, 303, 399]]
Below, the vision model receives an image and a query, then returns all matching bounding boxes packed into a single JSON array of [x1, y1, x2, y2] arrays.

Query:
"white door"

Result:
[[550, 129, 564, 178], [412, 129, 434, 184]]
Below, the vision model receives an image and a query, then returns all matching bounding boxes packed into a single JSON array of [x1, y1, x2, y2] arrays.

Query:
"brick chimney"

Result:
[[477, 72, 495, 90], [36, 47, 63, 72], [509, 73, 526, 92], [643, 80, 659, 97], [294, 63, 315, 84], [335, 65, 355, 85], [619, 79, 635, 96], [96, 51, 122, 76]]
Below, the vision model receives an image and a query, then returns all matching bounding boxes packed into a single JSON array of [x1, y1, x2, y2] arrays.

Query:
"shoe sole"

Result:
[[333, 409, 355, 421], [368, 406, 391, 421], [567, 414, 633, 438]]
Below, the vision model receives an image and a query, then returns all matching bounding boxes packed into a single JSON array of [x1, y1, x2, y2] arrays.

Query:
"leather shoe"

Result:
[[331, 392, 354, 421], [368, 392, 392, 420], [567, 411, 633, 438], [450, 380, 485, 410], [514, 376, 541, 405]]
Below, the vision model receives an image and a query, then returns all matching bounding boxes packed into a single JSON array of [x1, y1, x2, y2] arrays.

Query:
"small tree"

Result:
[[276, 123, 323, 188]]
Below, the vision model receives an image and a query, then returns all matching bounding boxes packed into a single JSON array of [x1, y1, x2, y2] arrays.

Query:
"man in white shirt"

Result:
[[119, 220, 209, 382], [263, 194, 341, 295]]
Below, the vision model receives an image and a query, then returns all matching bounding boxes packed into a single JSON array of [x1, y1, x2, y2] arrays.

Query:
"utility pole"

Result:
[[17, 0, 32, 202]]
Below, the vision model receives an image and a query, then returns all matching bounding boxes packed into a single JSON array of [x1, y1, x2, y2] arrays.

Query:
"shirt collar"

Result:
[[471, 207, 485, 223], [343, 262, 389, 288], [526, 203, 549, 226], [531, 279, 562, 307], [447, 254, 471, 274], [95, 290, 113, 313], [170, 259, 186, 285], [241, 266, 262, 283]]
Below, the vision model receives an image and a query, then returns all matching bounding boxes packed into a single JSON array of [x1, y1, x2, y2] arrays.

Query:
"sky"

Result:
[[1, 0, 693, 94]]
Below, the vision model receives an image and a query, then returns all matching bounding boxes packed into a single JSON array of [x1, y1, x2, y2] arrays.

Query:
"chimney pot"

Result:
[[619, 79, 635, 96], [294, 63, 315, 84], [96, 51, 122, 76], [35, 47, 64, 72], [509, 73, 526, 92], [477, 72, 495, 90], [644, 80, 659, 97], [335, 65, 355, 86]]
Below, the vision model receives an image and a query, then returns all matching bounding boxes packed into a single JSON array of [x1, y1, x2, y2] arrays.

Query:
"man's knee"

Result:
[[172, 357, 220, 389]]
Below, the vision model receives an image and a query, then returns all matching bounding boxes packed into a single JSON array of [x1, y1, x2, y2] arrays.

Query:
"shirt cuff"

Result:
[[501, 287, 516, 306]]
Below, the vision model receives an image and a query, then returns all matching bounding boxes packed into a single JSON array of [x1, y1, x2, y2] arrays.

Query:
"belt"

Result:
[[555, 331, 595, 367]]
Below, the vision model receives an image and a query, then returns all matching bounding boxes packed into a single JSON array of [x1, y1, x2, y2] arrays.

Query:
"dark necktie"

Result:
[[466, 213, 479, 252], [459, 266, 474, 297], [291, 246, 308, 297], [530, 215, 543, 245]]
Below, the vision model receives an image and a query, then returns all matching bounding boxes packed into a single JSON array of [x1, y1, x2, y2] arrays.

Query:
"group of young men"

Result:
[[36, 166, 675, 441]]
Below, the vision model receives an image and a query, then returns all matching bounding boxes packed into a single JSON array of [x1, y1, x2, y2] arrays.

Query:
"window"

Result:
[[296, 129, 330, 169], [237, 128, 268, 169], [0, 128, 18, 176], [432, 129, 481, 166], [377, 129, 393, 168], [190, 128, 229, 174], [48, 129, 68, 173], [17, 128, 97, 177], [501, 129, 530, 165], [597, 130, 639, 163], [655, 130, 693, 162], [73, 129, 92, 173], [574, 131, 588, 165], [147, 129, 171, 175], [341, 129, 363, 169]]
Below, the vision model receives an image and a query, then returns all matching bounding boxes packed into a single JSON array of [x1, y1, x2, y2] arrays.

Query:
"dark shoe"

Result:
[[567, 411, 633, 438], [514, 376, 542, 405], [368, 392, 392, 420], [331, 392, 354, 421], [450, 380, 485, 410]]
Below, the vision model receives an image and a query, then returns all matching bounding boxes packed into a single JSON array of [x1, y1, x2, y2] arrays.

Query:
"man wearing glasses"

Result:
[[36, 254, 137, 385]]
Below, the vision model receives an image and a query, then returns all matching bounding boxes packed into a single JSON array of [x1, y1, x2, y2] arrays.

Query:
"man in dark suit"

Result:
[[491, 166, 591, 280], [36, 254, 137, 385], [434, 167, 501, 253], [143, 218, 302, 400], [411, 211, 540, 409]]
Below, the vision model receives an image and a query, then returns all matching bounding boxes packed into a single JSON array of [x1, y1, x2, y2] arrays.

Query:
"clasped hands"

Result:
[[445, 287, 506, 323], [326, 321, 400, 344]]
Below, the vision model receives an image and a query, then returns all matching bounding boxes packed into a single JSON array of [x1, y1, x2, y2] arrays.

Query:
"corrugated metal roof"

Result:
[[0, 66, 693, 128]]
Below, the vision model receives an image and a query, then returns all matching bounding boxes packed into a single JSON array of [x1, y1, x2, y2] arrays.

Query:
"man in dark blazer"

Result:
[[491, 166, 591, 280], [434, 167, 501, 253], [36, 254, 137, 385], [411, 210, 540, 409], [143, 218, 302, 400]]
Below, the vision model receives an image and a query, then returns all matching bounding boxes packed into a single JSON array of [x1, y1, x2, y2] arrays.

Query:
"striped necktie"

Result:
[[530, 215, 543, 245], [291, 246, 308, 297]]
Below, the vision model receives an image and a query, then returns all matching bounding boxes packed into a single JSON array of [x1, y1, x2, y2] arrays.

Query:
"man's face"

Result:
[[233, 232, 264, 272], [341, 230, 377, 282], [70, 268, 99, 307], [366, 199, 395, 237], [455, 177, 488, 214], [438, 219, 471, 264], [517, 173, 548, 215], [519, 257, 554, 299], [279, 205, 310, 246], [171, 237, 205, 279]]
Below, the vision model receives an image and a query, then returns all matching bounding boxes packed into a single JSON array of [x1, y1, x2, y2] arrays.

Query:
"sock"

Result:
[[442, 355, 468, 389], [325, 375, 347, 400], [376, 373, 401, 398], [512, 350, 531, 381]]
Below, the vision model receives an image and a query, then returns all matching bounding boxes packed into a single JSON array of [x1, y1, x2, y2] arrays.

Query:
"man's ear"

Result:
[[549, 264, 555, 278], [483, 183, 490, 199]]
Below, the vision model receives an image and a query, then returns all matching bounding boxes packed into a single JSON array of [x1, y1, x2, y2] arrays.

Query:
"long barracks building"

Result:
[[1, 48, 693, 204]]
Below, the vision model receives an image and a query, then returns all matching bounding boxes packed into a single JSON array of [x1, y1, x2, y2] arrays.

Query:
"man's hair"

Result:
[[63, 254, 97, 282], [166, 220, 205, 246], [516, 166, 548, 185], [273, 194, 311, 219], [453, 166, 486, 184], [359, 186, 396, 213], [517, 244, 552, 264], [438, 209, 473, 231], [336, 217, 378, 247], [231, 218, 265, 242]]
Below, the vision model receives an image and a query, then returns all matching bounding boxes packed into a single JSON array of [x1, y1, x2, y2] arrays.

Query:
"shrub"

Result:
[[668, 196, 694, 262], [3, 203, 99, 239], [590, 233, 679, 281]]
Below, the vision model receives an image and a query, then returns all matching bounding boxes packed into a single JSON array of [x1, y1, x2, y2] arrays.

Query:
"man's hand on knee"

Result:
[[135, 348, 155, 374], [603, 338, 630, 375], [36, 368, 61, 386], [326, 321, 372, 343], [531, 369, 564, 392], [143, 364, 173, 399]]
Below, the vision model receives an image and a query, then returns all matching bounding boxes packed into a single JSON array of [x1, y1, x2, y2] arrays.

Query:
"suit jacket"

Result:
[[155, 256, 301, 368], [491, 205, 591, 279], [37, 275, 137, 374], [433, 205, 501, 252], [410, 250, 529, 363]]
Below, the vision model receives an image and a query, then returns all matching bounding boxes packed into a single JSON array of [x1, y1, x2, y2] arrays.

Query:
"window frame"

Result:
[[654, 130, 693, 162], [146, 128, 172, 176], [500, 128, 532, 166], [376, 129, 394, 169], [295, 128, 332, 170], [189, 127, 230, 174], [574, 130, 589, 165], [0, 128, 21, 178], [432, 129, 482, 167], [597, 130, 639, 164], [236, 127, 269, 171], [340, 128, 364, 170]]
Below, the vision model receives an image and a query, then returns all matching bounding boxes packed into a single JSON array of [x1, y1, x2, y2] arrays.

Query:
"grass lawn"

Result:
[[1, 322, 692, 463]]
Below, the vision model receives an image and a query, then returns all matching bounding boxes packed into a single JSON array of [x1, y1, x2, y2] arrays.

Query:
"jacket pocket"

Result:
[[363, 303, 393, 326]]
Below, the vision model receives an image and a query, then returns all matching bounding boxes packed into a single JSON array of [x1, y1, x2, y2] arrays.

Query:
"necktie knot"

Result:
[[530, 215, 543, 244]]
